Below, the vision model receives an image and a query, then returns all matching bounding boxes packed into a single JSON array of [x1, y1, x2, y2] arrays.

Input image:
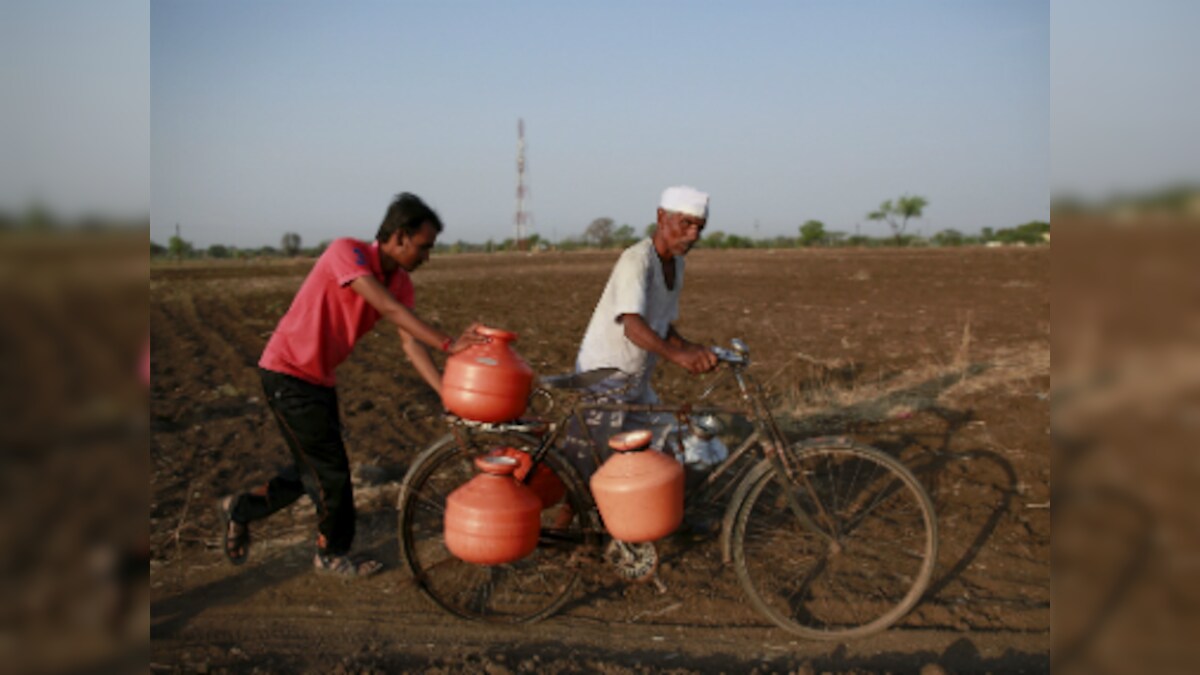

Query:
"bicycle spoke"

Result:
[[733, 445, 937, 639]]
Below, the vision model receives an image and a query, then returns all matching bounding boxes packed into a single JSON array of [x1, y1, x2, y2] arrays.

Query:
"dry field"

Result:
[[150, 246, 1050, 673]]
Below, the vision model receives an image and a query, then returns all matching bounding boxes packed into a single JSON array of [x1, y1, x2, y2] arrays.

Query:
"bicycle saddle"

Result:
[[537, 368, 622, 391]]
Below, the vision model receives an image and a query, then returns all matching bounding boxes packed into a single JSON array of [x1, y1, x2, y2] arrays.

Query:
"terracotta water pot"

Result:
[[589, 429, 684, 543], [444, 455, 541, 565], [488, 446, 566, 509], [441, 326, 534, 422]]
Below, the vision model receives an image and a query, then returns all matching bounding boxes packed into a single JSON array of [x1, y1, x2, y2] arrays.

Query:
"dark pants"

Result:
[[230, 368, 355, 556]]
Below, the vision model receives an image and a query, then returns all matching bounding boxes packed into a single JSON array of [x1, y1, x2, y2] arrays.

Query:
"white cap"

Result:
[[659, 185, 709, 219]]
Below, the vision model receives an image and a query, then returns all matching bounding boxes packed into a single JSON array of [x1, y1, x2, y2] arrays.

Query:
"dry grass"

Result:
[[771, 312, 1047, 430]]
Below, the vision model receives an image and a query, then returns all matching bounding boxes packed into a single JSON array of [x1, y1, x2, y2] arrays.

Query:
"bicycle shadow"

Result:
[[769, 363, 1053, 631], [839, 374, 1156, 662]]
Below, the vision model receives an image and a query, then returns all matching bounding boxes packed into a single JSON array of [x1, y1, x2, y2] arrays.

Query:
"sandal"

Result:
[[220, 495, 250, 565], [313, 553, 383, 579]]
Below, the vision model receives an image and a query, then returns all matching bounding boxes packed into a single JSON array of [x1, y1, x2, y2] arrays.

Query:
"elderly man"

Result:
[[567, 185, 719, 475]]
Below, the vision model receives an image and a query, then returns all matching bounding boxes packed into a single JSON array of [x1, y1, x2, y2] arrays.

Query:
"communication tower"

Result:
[[515, 118, 531, 250]]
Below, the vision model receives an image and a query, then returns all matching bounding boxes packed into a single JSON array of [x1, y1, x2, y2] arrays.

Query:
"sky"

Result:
[[22, 0, 1200, 251], [5, 2, 1198, 249], [140, 0, 1050, 248]]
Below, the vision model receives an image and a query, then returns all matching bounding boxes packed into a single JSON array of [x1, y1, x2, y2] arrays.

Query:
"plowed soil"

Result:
[[150, 247, 1050, 673]]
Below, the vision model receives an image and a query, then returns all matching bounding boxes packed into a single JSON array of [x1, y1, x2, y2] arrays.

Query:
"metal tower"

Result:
[[515, 118, 529, 250]]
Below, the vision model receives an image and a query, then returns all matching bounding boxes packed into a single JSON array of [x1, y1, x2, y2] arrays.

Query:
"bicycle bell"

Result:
[[731, 338, 749, 357]]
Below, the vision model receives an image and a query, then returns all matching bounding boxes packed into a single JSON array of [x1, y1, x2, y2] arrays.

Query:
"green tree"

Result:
[[281, 232, 302, 257], [702, 230, 726, 249], [1014, 220, 1050, 243], [207, 244, 231, 258], [644, 223, 656, 238], [987, 221, 1050, 245], [613, 224, 636, 247], [868, 195, 929, 246], [799, 220, 826, 247], [150, 241, 167, 257], [168, 235, 193, 260], [584, 217, 614, 247], [931, 229, 964, 247], [725, 234, 753, 249]]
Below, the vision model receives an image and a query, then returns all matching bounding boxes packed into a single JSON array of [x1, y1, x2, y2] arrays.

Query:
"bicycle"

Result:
[[396, 339, 939, 640]]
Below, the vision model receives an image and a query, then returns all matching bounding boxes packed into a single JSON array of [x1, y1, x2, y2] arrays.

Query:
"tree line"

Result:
[[149, 194, 1051, 260], [150, 231, 324, 260]]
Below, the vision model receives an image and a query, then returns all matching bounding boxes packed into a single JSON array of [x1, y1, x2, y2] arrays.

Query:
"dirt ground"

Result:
[[149, 246, 1050, 673]]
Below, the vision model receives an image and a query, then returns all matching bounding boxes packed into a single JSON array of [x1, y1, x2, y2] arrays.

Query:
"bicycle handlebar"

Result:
[[710, 344, 748, 366]]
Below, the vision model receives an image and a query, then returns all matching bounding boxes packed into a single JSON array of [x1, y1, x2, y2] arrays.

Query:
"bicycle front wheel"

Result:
[[731, 442, 937, 640], [397, 432, 592, 623]]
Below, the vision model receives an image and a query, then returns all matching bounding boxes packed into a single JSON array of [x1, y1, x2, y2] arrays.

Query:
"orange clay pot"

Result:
[[488, 447, 566, 509], [441, 326, 534, 423], [589, 429, 685, 543], [444, 455, 541, 565]]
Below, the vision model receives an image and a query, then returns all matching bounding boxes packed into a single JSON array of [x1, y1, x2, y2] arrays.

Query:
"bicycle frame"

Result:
[[443, 341, 838, 550], [403, 339, 940, 637]]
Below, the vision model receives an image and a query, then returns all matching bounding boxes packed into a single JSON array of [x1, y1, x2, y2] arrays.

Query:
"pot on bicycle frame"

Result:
[[441, 326, 534, 423], [488, 446, 566, 509], [443, 455, 541, 565], [590, 429, 685, 543]]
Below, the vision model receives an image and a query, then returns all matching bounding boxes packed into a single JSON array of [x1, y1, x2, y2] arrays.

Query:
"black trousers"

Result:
[[231, 368, 355, 555]]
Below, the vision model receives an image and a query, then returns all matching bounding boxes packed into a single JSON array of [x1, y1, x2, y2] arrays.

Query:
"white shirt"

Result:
[[575, 238, 682, 401]]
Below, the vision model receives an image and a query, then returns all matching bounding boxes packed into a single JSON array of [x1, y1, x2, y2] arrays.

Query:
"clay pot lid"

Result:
[[475, 454, 519, 475], [476, 325, 518, 342], [608, 429, 653, 452]]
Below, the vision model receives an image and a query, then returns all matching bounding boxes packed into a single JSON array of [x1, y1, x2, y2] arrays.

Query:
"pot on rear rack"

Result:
[[441, 326, 534, 423]]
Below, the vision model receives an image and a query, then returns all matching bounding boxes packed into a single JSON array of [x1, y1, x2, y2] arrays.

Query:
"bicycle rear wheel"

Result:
[[731, 442, 937, 640], [397, 432, 592, 623]]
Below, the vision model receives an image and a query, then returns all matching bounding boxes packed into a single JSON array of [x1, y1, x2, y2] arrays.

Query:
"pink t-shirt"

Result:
[[259, 238, 414, 386]]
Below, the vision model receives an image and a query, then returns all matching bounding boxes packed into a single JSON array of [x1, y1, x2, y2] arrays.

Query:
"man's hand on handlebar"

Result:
[[672, 342, 719, 374], [710, 343, 749, 365]]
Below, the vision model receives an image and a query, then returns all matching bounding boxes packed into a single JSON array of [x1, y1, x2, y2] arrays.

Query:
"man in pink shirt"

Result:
[[220, 193, 482, 578]]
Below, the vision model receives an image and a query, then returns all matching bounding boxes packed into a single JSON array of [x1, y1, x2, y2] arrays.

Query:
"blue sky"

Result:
[[0, 1, 1058, 246], [145, 0, 1050, 248]]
